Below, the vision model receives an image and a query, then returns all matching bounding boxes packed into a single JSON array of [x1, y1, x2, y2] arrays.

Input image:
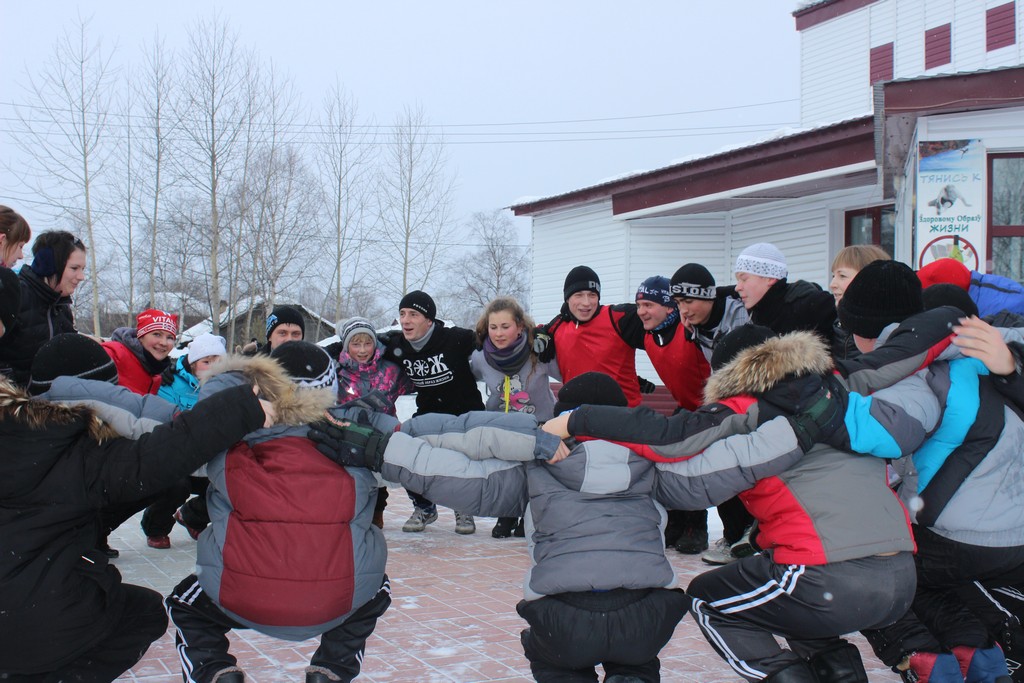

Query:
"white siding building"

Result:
[[513, 0, 1024, 387]]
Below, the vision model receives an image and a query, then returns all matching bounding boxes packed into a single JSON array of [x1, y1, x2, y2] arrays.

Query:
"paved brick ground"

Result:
[[112, 492, 902, 682]]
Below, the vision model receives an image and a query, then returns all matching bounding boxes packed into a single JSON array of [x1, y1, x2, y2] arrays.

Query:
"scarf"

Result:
[[483, 332, 530, 375]]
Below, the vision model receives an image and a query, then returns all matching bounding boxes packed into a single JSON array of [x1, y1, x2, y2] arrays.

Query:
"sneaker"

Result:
[[701, 537, 737, 566], [491, 517, 518, 538], [402, 507, 437, 532], [730, 526, 757, 558], [173, 508, 203, 541], [673, 525, 710, 555], [898, 651, 964, 683], [454, 511, 476, 535], [146, 535, 171, 549]]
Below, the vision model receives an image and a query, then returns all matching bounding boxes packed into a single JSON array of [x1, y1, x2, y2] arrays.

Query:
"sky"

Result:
[[0, 2, 804, 244]]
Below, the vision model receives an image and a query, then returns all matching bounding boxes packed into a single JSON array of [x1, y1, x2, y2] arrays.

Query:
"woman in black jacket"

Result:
[[0, 230, 87, 385], [0, 357, 271, 682]]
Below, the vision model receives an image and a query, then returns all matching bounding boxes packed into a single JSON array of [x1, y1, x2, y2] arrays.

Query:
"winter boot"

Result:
[[663, 509, 686, 548], [897, 652, 964, 682], [952, 645, 1012, 683], [513, 517, 525, 537], [766, 659, 818, 682], [492, 517, 518, 538], [604, 676, 646, 683], [305, 665, 341, 682], [808, 641, 869, 682], [671, 507, 704, 557], [211, 667, 245, 683]]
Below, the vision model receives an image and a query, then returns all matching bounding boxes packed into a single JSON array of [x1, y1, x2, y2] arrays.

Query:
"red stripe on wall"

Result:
[[870, 42, 894, 84], [987, 2, 1017, 52], [925, 23, 952, 69]]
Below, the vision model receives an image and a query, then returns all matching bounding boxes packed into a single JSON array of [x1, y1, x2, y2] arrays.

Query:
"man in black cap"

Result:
[[382, 289, 483, 534], [670, 263, 749, 365], [265, 305, 306, 351], [670, 262, 755, 567], [538, 265, 648, 407]]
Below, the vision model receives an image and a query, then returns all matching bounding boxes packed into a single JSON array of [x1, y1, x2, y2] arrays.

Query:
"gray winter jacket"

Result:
[[380, 410, 807, 598], [470, 349, 559, 420]]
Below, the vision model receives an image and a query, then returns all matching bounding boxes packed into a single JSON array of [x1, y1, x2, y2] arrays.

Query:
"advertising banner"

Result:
[[915, 139, 987, 271]]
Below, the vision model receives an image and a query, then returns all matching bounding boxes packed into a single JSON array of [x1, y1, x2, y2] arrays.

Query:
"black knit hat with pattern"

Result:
[[563, 265, 601, 301], [670, 263, 717, 300], [265, 305, 305, 339], [838, 260, 923, 339], [553, 371, 627, 415], [270, 340, 338, 392], [28, 333, 118, 395]]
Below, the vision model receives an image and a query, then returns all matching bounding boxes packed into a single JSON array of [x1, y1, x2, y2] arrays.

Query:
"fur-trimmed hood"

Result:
[[0, 376, 121, 443], [203, 354, 335, 426], [704, 331, 833, 403]]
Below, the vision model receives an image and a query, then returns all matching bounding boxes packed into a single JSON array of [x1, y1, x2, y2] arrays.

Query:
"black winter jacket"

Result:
[[383, 320, 484, 416], [749, 278, 836, 340], [0, 380, 264, 675], [0, 267, 78, 385]]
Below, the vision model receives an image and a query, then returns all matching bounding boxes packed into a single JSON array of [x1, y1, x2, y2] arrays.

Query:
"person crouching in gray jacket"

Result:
[[308, 370, 838, 682]]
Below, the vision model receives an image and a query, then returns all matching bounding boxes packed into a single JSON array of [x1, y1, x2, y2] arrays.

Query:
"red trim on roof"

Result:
[[512, 117, 874, 217], [925, 24, 952, 70], [987, 2, 1017, 52], [793, 0, 879, 31], [883, 67, 1024, 116]]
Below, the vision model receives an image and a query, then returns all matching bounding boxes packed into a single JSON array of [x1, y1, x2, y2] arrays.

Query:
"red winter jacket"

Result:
[[102, 339, 162, 395]]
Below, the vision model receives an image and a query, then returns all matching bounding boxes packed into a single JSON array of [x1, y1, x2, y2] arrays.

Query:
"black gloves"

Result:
[[376, 329, 403, 348], [759, 373, 848, 453], [308, 420, 391, 472], [637, 375, 656, 394], [533, 325, 555, 363]]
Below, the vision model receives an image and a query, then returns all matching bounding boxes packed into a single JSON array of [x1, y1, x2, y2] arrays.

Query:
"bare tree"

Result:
[[441, 210, 531, 326], [8, 15, 117, 334], [313, 81, 377, 321], [376, 104, 456, 297], [135, 32, 177, 308], [173, 15, 253, 335]]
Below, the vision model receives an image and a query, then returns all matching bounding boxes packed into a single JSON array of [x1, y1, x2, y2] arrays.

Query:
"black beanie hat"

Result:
[[710, 325, 777, 371], [922, 283, 979, 318], [0, 267, 21, 332], [266, 305, 305, 339], [270, 340, 338, 391], [399, 290, 437, 321], [553, 371, 627, 415], [838, 260, 923, 339], [670, 263, 717, 300], [563, 265, 601, 301], [29, 333, 118, 395]]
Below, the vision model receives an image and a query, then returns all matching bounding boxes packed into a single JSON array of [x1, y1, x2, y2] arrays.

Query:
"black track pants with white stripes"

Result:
[[165, 574, 391, 683], [687, 552, 916, 682]]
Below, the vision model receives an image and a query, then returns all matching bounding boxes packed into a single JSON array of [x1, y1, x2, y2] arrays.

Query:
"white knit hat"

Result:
[[734, 243, 788, 280], [187, 333, 227, 364]]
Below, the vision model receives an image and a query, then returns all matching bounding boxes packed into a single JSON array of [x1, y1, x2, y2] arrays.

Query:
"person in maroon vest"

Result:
[[539, 265, 648, 407], [636, 275, 713, 555]]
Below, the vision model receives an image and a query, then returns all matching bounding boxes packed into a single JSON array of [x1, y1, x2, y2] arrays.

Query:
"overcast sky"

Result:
[[0, 2, 804, 241]]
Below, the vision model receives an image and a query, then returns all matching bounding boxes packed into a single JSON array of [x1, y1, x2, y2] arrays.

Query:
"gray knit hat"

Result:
[[339, 316, 376, 351], [734, 243, 788, 280]]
